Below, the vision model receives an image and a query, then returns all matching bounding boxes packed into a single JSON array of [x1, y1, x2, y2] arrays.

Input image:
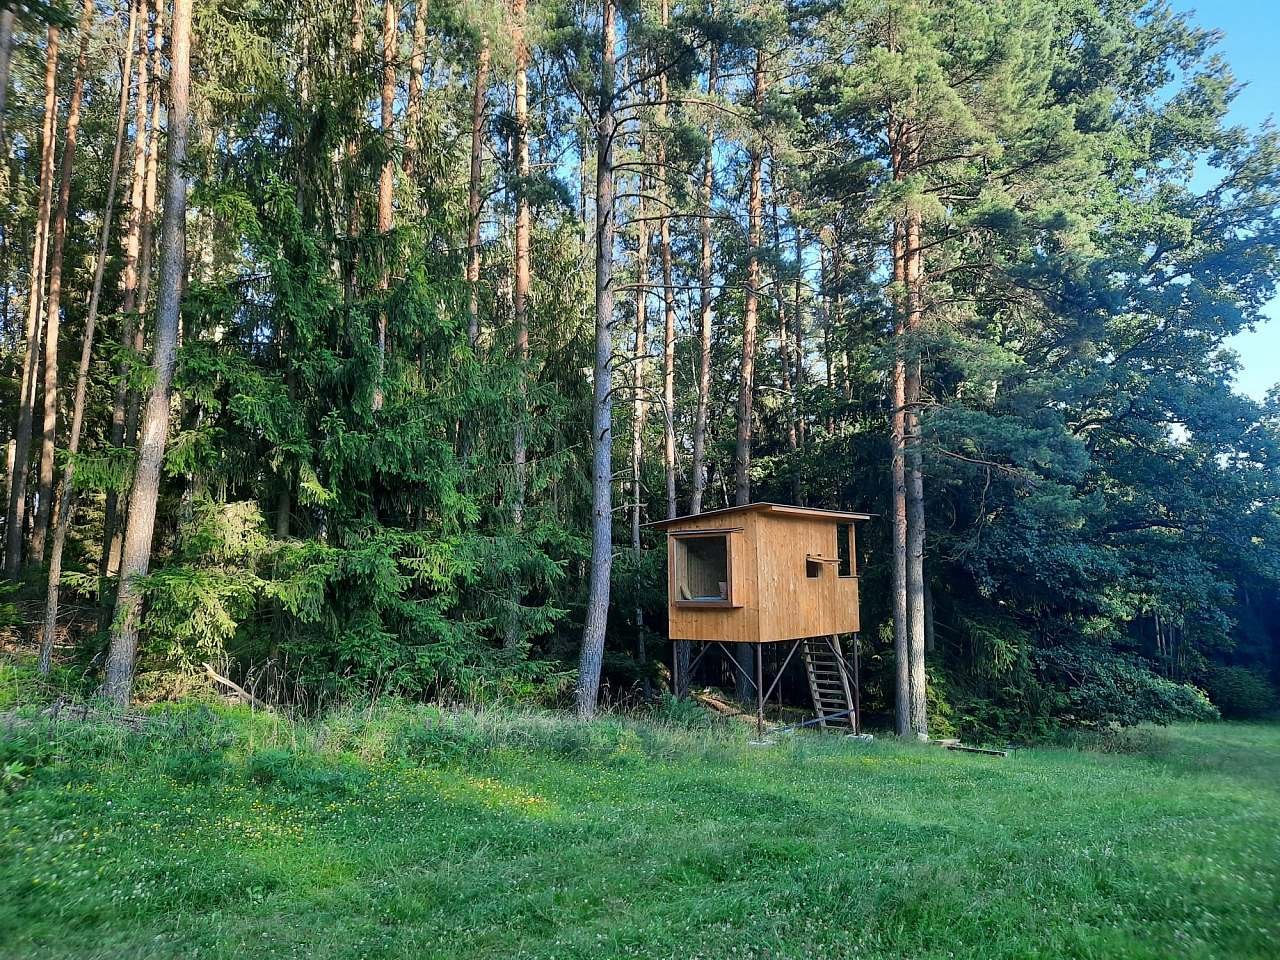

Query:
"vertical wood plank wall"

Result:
[[664, 510, 859, 643]]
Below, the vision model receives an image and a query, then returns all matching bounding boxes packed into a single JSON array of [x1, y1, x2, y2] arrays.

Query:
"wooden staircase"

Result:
[[801, 637, 856, 730]]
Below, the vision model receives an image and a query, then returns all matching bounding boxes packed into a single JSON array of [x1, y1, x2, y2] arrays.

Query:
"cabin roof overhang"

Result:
[[644, 502, 873, 530]]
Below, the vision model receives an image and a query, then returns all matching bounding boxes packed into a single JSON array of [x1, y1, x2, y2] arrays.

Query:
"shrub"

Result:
[[1202, 666, 1278, 720], [1036, 646, 1219, 728]]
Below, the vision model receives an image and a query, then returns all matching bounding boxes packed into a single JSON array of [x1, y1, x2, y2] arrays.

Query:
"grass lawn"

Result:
[[0, 696, 1277, 960]]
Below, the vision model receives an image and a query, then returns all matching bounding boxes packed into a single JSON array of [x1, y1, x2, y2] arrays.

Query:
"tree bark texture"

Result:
[[575, 0, 616, 719], [506, 0, 530, 649], [688, 45, 717, 516], [733, 48, 766, 509], [100, 9, 152, 584], [5, 26, 60, 578], [41, 0, 141, 673], [102, 0, 192, 705], [33, 0, 97, 562]]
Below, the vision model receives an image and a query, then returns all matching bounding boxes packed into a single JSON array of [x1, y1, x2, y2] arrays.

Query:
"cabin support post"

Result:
[[754, 642, 764, 738], [852, 632, 861, 735]]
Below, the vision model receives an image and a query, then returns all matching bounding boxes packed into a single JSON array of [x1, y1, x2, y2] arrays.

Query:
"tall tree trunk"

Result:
[[630, 155, 648, 550], [770, 165, 800, 506], [465, 39, 489, 347], [630, 142, 649, 698], [730, 48, 765, 703], [41, 0, 141, 673], [102, 0, 192, 705], [343, 0, 366, 312], [657, 0, 677, 522], [820, 236, 834, 435], [403, 0, 427, 179], [100, 8, 151, 586], [108, 2, 162, 579], [791, 208, 805, 503], [890, 213, 910, 738], [688, 44, 717, 515], [506, 0, 530, 649], [575, 0, 616, 719], [904, 157, 927, 739], [32, 0, 96, 563], [4, 26, 60, 578], [371, 0, 397, 413], [733, 47, 765, 508]]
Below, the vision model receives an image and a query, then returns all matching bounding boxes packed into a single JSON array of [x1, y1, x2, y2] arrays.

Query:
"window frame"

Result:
[[670, 528, 741, 608], [836, 522, 857, 579]]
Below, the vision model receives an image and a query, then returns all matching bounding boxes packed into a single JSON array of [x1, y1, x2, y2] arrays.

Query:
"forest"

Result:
[[2, 0, 1280, 738]]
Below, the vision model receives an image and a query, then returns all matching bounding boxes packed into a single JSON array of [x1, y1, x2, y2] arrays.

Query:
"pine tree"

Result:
[[4, 25, 60, 577], [102, 0, 193, 704]]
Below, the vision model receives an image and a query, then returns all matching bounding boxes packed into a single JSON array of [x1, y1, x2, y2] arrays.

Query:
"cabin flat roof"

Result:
[[644, 502, 874, 529]]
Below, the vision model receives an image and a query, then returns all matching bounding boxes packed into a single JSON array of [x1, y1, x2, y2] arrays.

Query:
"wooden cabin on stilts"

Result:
[[647, 503, 870, 737]]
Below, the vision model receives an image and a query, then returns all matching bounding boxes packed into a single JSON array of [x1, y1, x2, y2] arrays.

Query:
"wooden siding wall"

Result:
[[754, 514, 859, 641], [664, 511, 860, 643]]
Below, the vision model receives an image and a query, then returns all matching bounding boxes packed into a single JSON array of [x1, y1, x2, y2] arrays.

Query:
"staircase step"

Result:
[[801, 636, 855, 734]]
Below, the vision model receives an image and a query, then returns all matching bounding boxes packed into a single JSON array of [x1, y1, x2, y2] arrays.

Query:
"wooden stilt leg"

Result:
[[852, 632, 861, 735], [755, 642, 764, 738]]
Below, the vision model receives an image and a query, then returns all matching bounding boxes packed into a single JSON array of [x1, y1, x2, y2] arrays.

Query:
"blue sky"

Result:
[[1171, 1, 1279, 402]]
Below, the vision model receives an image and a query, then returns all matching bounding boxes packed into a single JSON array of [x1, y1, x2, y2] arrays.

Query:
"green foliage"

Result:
[[1202, 666, 1279, 720], [1037, 646, 1219, 728]]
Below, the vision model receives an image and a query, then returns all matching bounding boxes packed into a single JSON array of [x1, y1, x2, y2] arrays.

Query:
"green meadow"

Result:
[[1, 695, 1277, 960]]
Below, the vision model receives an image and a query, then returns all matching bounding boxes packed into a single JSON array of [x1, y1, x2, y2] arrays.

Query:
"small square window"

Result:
[[837, 523, 855, 578], [675, 534, 731, 603]]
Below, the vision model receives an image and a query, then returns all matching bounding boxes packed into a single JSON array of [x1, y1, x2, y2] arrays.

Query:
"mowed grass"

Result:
[[0, 698, 1277, 960]]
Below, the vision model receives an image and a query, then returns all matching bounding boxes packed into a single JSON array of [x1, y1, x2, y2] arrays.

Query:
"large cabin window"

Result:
[[674, 532, 732, 605], [837, 523, 855, 578]]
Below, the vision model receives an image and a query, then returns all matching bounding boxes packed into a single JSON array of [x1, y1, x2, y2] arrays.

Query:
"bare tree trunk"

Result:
[[342, 0, 367, 312], [41, 0, 140, 673], [630, 142, 649, 698], [657, 0, 677, 522], [770, 165, 800, 506], [506, 0, 530, 649], [630, 157, 648, 550], [100, 9, 151, 585], [403, 0, 427, 179], [109, 2, 163, 578], [890, 214, 910, 738], [465, 39, 489, 347], [733, 47, 765, 508], [730, 48, 765, 703], [575, 0, 616, 719], [101, 0, 192, 705], [371, 0, 397, 413], [791, 208, 805, 503], [33, 0, 96, 563], [4, 26, 60, 578], [688, 45, 717, 515], [681, 32, 718, 698], [820, 236, 834, 435], [905, 172, 927, 739]]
